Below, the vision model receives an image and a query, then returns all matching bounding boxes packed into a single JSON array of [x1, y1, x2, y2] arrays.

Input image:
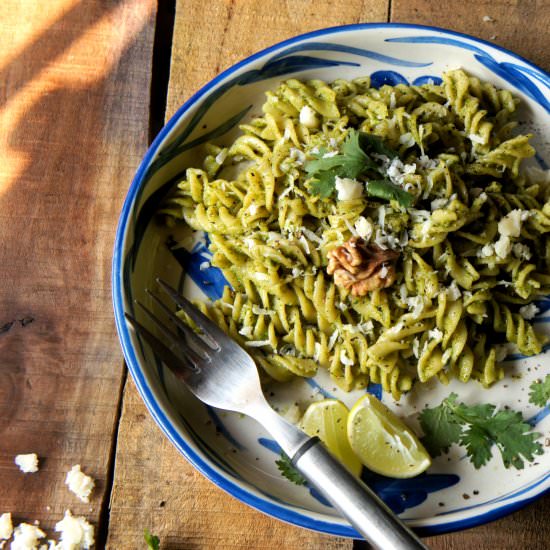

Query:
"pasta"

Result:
[[160, 69, 549, 400]]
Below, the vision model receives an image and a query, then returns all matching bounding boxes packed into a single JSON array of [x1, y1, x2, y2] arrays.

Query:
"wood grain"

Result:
[[391, 0, 550, 72], [0, 0, 156, 542]]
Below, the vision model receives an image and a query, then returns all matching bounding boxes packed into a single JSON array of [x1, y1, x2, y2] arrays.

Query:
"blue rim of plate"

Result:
[[112, 22, 550, 538]]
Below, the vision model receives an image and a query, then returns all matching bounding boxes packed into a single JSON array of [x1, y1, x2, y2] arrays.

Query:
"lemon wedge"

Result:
[[347, 393, 431, 478], [300, 399, 362, 476]]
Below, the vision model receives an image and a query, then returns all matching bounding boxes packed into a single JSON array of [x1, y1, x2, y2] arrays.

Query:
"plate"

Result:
[[113, 23, 550, 537]]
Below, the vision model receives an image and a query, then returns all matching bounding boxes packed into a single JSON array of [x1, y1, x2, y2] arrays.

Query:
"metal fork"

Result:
[[125, 278, 428, 550]]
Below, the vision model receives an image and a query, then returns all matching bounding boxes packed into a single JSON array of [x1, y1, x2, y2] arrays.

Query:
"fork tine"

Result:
[[144, 289, 210, 359], [124, 313, 199, 375], [135, 300, 207, 366], [156, 278, 220, 351]]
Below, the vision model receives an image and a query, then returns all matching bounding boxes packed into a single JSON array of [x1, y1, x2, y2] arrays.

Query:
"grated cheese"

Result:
[[0, 514, 12, 541], [244, 340, 271, 348], [215, 149, 227, 165], [15, 454, 39, 474], [299, 105, 319, 128], [519, 304, 540, 320], [65, 465, 94, 504], [10, 523, 45, 550], [54, 510, 94, 550], [339, 350, 354, 366], [334, 176, 363, 200]]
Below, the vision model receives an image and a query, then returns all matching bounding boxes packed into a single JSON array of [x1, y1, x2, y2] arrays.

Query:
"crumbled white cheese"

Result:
[[494, 235, 512, 259], [411, 338, 420, 359], [404, 295, 425, 319], [428, 328, 443, 341], [379, 264, 389, 279], [54, 510, 94, 550], [252, 306, 274, 316], [441, 348, 453, 366], [300, 227, 322, 244], [468, 133, 486, 145], [386, 157, 416, 185], [215, 149, 227, 165], [247, 203, 259, 216], [398, 132, 415, 148], [238, 326, 253, 338], [339, 350, 354, 366], [291, 267, 303, 278], [299, 105, 319, 128], [478, 243, 495, 258], [15, 454, 39, 474], [244, 340, 271, 348], [0, 513, 12, 541], [253, 272, 269, 281], [289, 147, 305, 165], [65, 466, 94, 503], [334, 177, 363, 200], [328, 329, 339, 351], [417, 154, 438, 170], [298, 234, 310, 254], [512, 242, 532, 261], [389, 92, 396, 109], [313, 342, 322, 361], [446, 281, 462, 301], [498, 209, 529, 238], [199, 261, 210, 271], [11, 523, 46, 550], [519, 304, 540, 320], [430, 198, 447, 211]]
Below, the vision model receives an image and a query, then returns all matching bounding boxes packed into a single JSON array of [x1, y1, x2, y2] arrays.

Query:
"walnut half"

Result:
[[326, 238, 398, 296]]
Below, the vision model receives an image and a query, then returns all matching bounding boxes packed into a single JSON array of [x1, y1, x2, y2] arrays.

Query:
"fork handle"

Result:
[[292, 438, 428, 550]]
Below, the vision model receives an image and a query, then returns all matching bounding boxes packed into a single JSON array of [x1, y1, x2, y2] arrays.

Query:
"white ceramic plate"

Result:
[[113, 23, 550, 537]]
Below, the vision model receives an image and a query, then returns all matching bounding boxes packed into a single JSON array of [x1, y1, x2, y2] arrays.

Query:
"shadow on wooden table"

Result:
[[0, 0, 155, 545]]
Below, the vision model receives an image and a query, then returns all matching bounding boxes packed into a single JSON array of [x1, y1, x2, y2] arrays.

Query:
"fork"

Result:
[[125, 278, 428, 550]]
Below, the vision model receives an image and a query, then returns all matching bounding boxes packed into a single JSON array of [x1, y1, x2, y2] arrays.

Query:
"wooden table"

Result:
[[1, 1, 549, 548]]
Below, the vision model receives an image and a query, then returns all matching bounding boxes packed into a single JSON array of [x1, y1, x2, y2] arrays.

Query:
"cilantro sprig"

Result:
[[305, 129, 413, 207], [276, 451, 307, 485], [419, 393, 543, 470], [144, 528, 160, 550], [529, 374, 550, 407]]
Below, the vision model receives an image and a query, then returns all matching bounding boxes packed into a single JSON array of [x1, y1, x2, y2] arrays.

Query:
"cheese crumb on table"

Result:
[[65, 466, 94, 503], [10, 523, 46, 549], [54, 510, 94, 550], [0, 513, 13, 540], [15, 454, 39, 474]]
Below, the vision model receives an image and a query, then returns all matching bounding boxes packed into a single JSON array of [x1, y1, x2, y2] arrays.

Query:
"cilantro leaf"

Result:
[[305, 129, 413, 207], [529, 375, 550, 407], [420, 393, 543, 470], [308, 169, 338, 198], [419, 393, 463, 456], [144, 528, 160, 550], [276, 452, 307, 485], [366, 180, 414, 207], [358, 132, 399, 159], [460, 425, 493, 468]]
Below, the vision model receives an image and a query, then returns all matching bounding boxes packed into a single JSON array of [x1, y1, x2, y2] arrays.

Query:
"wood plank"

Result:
[[389, 1, 550, 549], [0, 0, 156, 543], [107, 1, 388, 548], [391, 0, 550, 72]]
